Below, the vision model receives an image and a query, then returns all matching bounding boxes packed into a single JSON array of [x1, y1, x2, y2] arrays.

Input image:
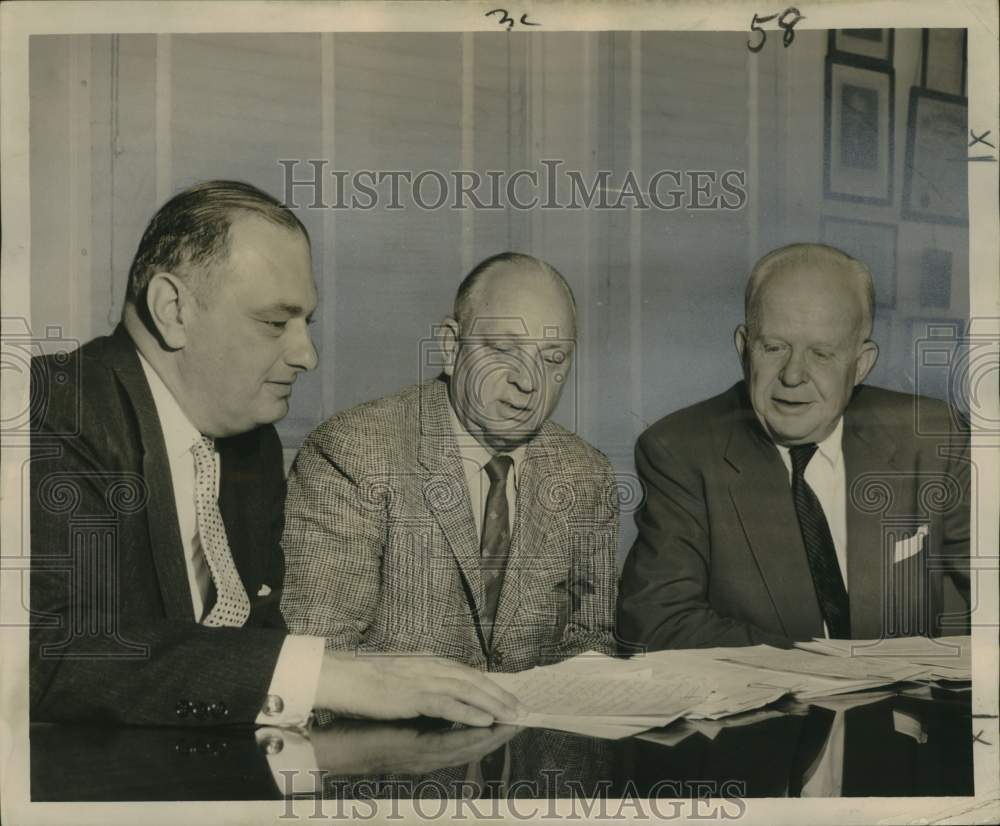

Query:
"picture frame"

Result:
[[823, 55, 895, 205], [828, 29, 895, 67], [921, 28, 967, 97], [821, 215, 898, 309], [902, 87, 968, 225]]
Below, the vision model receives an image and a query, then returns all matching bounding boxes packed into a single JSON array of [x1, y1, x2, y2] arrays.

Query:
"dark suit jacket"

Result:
[[617, 381, 970, 649], [30, 325, 289, 725]]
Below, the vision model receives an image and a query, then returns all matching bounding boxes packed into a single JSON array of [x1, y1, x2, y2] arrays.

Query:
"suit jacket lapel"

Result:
[[491, 428, 555, 648], [106, 325, 194, 620], [725, 386, 825, 639], [217, 434, 264, 594], [843, 396, 900, 639], [416, 379, 487, 647]]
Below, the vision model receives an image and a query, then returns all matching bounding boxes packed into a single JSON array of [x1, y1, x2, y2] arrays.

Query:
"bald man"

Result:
[[618, 243, 970, 649], [281, 252, 618, 672]]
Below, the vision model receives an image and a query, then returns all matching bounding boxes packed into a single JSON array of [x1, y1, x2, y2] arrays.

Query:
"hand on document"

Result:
[[485, 653, 710, 739]]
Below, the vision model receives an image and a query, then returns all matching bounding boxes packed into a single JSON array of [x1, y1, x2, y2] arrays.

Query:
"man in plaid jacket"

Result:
[[281, 252, 619, 672]]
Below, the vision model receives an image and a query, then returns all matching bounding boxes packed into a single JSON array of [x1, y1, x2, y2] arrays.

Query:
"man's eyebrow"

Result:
[[256, 302, 308, 316]]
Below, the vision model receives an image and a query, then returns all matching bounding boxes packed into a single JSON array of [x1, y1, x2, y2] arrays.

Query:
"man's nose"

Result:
[[779, 348, 807, 385], [286, 322, 319, 372], [508, 352, 536, 394]]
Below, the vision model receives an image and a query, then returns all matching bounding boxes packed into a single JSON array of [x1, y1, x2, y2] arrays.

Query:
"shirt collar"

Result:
[[446, 396, 527, 483], [774, 416, 844, 470], [137, 351, 204, 459]]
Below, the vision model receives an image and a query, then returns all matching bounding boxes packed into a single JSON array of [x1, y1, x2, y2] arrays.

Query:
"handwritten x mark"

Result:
[[969, 129, 995, 149], [972, 729, 992, 746]]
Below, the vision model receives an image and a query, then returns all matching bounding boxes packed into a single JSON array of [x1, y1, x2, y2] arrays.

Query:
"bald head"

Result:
[[745, 243, 875, 344], [454, 252, 576, 339]]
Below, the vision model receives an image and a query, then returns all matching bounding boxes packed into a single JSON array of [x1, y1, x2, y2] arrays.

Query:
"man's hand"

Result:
[[311, 721, 520, 775], [315, 652, 521, 726]]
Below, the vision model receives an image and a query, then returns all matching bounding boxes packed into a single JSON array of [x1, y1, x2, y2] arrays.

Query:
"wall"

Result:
[[29, 30, 969, 562]]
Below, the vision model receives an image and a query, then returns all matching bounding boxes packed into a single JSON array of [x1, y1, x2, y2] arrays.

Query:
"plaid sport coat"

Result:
[[280, 377, 619, 672]]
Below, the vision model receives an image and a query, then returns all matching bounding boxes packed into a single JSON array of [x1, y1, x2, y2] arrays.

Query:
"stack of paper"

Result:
[[484, 637, 971, 741], [487, 664, 710, 739], [795, 635, 971, 682]]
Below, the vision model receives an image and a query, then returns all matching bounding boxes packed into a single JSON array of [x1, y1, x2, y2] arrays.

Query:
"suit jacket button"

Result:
[[260, 733, 284, 755], [175, 700, 191, 718], [492, 651, 504, 667], [262, 694, 285, 716], [190, 701, 208, 720]]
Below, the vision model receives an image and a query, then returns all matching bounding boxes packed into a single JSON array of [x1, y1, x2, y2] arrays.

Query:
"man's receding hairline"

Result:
[[745, 243, 874, 341], [454, 253, 577, 331]]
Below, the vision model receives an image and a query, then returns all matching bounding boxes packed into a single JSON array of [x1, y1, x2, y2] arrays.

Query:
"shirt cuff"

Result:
[[256, 727, 323, 796], [255, 634, 325, 727]]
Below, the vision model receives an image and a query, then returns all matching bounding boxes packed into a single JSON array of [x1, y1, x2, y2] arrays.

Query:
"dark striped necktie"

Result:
[[480, 454, 513, 649], [789, 443, 851, 638]]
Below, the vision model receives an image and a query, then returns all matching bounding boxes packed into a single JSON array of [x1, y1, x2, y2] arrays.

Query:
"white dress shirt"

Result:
[[137, 353, 323, 728], [774, 418, 848, 639], [447, 403, 526, 537]]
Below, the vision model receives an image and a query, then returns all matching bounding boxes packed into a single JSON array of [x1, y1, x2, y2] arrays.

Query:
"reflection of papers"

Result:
[[892, 709, 928, 744]]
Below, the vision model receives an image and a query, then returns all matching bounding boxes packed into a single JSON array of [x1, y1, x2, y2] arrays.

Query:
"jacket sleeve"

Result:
[[30, 426, 287, 726], [617, 429, 793, 651], [279, 426, 385, 651]]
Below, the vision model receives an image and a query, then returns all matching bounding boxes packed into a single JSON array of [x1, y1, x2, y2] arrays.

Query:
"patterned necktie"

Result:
[[480, 454, 514, 648], [192, 436, 250, 627], [790, 443, 851, 638]]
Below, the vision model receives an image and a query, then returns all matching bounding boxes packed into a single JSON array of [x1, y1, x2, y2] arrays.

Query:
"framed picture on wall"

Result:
[[918, 246, 954, 309], [823, 56, 895, 205], [828, 29, 895, 67], [902, 87, 968, 225], [821, 216, 898, 309], [922, 29, 967, 97]]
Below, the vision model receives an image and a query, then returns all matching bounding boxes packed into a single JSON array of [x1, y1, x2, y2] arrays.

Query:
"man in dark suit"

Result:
[[618, 243, 969, 649], [30, 180, 517, 727], [281, 252, 618, 672]]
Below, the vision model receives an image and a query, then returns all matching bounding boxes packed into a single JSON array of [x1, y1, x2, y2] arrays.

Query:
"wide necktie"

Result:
[[192, 436, 251, 627], [790, 443, 851, 638], [480, 454, 514, 648]]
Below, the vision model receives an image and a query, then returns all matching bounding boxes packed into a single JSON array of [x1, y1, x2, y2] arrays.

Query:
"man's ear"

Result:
[[145, 272, 190, 350], [438, 316, 460, 377], [854, 339, 879, 385], [734, 324, 749, 368]]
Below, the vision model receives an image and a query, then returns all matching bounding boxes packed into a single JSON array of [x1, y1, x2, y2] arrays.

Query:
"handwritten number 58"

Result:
[[748, 7, 804, 52]]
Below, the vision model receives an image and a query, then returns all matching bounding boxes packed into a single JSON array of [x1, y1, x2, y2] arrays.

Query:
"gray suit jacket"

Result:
[[280, 377, 619, 671], [617, 381, 970, 649]]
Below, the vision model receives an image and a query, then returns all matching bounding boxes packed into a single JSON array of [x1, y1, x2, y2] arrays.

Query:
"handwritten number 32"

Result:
[[748, 8, 804, 52], [487, 9, 541, 29]]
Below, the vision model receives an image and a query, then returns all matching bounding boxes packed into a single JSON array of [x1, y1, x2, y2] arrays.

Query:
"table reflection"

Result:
[[31, 690, 973, 802]]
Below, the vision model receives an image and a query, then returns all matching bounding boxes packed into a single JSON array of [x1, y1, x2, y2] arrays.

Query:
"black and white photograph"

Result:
[[1, 2, 997, 824]]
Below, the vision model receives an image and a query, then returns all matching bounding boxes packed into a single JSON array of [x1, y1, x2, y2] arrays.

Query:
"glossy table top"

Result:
[[31, 688, 974, 802]]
